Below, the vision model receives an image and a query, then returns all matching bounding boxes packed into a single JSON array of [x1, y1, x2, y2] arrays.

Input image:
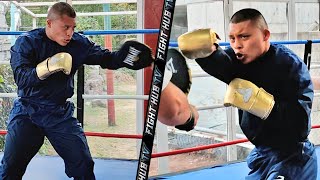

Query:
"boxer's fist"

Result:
[[178, 28, 220, 59], [36, 52, 72, 80], [224, 78, 275, 120], [119, 40, 154, 70]]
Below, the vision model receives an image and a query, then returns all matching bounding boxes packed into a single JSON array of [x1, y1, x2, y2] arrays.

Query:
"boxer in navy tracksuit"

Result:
[[197, 43, 317, 180], [178, 8, 317, 180]]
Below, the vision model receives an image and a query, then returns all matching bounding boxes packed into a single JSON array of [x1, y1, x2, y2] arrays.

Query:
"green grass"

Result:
[[84, 101, 138, 159]]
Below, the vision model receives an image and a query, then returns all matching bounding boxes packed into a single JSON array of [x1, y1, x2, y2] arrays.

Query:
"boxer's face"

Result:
[[46, 15, 76, 46], [228, 20, 270, 64]]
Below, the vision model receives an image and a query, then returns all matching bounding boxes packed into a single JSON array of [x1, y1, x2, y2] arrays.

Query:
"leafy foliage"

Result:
[[110, 3, 137, 49], [0, 65, 16, 151]]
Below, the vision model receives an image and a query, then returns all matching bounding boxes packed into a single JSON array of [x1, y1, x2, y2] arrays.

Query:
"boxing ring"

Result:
[[0, 133, 319, 179], [1, 30, 320, 179], [2, 147, 320, 179]]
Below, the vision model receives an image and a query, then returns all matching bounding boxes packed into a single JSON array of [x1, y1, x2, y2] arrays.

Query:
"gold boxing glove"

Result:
[[177, 28, 220, 59], [36, 52, 72, 80], [224, 78, 275, 120]]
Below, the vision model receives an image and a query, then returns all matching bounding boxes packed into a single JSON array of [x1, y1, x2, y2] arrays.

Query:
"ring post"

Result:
[[136, 0, 176, 179]]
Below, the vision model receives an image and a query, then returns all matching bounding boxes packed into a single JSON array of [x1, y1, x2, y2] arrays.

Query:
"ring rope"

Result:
[[0, 30, 319, 45]]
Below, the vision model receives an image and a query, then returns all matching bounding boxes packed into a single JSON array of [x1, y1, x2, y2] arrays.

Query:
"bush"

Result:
[[0, 65, 16, 151]]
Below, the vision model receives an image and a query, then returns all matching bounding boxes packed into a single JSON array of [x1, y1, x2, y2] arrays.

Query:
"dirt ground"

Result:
[[149, 152, 222, 177]]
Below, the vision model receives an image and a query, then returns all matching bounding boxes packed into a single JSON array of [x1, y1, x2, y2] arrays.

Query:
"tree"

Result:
[[0, 66, 16, 151]]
